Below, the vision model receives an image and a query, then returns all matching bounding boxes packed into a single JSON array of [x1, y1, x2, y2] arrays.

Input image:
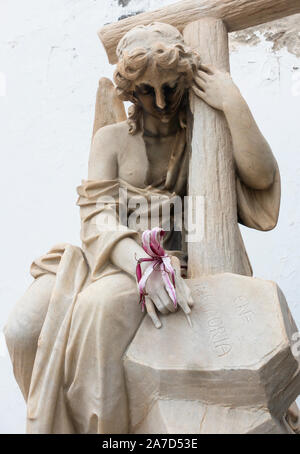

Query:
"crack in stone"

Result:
[[118, 11, 144, 22], [230, 14, 300, 58], [118, 0, 131, 7]]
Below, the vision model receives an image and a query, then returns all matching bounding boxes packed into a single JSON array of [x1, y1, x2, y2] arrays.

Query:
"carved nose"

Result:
[[155, 88, 166, 110]]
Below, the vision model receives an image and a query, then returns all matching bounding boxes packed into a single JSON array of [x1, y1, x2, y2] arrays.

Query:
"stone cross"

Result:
[[96, 1, 300, 433], [98, 0, 300, 278]]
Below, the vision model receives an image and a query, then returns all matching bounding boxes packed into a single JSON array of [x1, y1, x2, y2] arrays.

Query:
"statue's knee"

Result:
[[3, 321, 14, 350], [4, 274, 54, 355], [4, 316, 40, 356], [4, 319, 18, 350]]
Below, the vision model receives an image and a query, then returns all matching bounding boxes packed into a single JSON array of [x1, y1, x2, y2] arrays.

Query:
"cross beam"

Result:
[[97, 1, 296, 275], [99, 0, 300, 64]]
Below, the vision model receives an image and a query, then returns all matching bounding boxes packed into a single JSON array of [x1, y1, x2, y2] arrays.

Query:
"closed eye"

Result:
[[137, 84, 154, 95], [163, 82, 178, 95]]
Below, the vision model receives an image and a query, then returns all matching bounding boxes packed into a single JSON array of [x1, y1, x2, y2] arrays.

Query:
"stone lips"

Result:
[[124, 273, 300, 433]]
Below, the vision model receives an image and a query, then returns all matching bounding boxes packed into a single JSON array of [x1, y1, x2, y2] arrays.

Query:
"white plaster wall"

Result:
[[0, 0, 299, 433]]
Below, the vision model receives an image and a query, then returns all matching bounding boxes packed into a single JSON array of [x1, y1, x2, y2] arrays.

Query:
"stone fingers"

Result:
[[145, 297, 161, 329], [151, 294, 169, 315], [192, 84, 208, 102]]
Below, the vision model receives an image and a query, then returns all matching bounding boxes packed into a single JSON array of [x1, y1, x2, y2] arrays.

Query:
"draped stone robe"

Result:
[[5, 128, 281, 433]]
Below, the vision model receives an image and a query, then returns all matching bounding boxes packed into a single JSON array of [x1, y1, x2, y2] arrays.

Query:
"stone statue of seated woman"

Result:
[[4, 23, 299, 434]]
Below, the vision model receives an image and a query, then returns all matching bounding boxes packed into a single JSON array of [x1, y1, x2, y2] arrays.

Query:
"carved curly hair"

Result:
[[113, 23, 201, 135]]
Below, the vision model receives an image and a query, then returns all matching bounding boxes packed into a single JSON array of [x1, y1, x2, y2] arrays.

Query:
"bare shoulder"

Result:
[[92, 121, 130, 151], [88, 121, 131, 180]]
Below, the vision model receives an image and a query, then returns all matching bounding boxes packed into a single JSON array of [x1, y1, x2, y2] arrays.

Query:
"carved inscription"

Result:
[[202, 295, 232, 357], [234, 296, 255, 323]]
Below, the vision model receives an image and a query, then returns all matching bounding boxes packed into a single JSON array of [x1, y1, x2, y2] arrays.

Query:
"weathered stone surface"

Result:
[[99, 0, 300, 64], [124, 273, 300, 433], [133, 400, 293, 434]]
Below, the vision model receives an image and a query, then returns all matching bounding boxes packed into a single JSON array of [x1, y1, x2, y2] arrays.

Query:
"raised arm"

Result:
[[192, 64, 277, 190]]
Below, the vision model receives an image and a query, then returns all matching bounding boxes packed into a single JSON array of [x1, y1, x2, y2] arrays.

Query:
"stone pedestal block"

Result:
[[124, 273, 300, 434]]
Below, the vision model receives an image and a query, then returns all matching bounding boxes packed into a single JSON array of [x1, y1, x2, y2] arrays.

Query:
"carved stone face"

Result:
[[133, 60, 185, 124]]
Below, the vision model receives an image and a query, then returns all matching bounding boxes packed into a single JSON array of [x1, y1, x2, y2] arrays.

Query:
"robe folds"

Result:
[[25, 178, 187, 433], [8, 165, 280, 433]]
